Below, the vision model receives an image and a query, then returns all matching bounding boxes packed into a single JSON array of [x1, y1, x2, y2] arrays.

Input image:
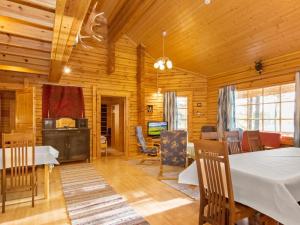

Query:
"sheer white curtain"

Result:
[[294, 72, 300, 147], [217, 85, 236, 139]]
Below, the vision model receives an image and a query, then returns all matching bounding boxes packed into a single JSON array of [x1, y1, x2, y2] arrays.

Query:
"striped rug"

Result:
[[60, 164, 149, 225]]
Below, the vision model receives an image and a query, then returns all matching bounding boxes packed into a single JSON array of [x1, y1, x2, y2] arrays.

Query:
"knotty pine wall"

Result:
[[140, 53, 208, 141], [0, 36, 138, 155], [0, 35, 209, 154], [207, 51, 300, 124]]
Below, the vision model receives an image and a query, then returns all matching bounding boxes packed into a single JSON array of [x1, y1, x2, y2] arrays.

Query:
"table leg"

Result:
[[44, 165, 50, 199]]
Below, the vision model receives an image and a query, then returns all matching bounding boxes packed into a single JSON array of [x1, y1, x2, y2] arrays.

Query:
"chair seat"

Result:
[[143, 147, 158, 156]]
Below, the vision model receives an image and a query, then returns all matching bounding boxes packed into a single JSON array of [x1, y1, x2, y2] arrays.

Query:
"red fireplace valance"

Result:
[[42, 85, 85, 119]]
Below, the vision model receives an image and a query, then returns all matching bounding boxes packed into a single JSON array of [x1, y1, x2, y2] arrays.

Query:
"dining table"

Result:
[[179, 147, 300, 225], [0, 145, 59, 199]]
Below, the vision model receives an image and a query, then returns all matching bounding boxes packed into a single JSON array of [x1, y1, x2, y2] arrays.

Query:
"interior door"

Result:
[[15, 87, 35, 132]]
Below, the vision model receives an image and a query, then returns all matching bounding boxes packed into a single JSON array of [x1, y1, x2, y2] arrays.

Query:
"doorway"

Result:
[[100, 96, 125, 156], [0, 91, 16, 146]]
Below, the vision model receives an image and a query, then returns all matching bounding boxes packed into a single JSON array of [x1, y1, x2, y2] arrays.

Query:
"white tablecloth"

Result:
[[178, 147, 300, 225], [0, 146, 59, 169], [187, 142, 195, 158]]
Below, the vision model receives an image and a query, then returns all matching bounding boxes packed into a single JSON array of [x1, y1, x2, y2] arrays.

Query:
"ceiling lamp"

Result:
[[154, 31, 173, 71], [204, 0, 211, 4]]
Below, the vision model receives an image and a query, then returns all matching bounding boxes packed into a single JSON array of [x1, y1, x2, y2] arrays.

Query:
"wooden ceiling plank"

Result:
[[8, 0, 56, 12], [107, 0, 157, 74], [0, 44, 50, 60], [49, 0, 92, 82], [0, 64, 48, 75], [0, 16, 52, 42], [0, 33, 51, 51], [0, 0, 54, 29], [0, 53, 50, 67]]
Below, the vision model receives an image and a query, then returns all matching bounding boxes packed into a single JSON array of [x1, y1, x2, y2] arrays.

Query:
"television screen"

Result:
[[147, 121, 168, 136]]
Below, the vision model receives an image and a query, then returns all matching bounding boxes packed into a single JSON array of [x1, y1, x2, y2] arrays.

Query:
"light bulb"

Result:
[[154, 62, 159, 69], [204, 0, 211, 4], [158, 59, 163, 66], [63, 66, 71, 74], [159, 64, 165, 70], [166, 60, 173, 69]]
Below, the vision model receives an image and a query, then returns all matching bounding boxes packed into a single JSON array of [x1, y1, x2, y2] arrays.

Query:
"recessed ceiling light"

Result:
[[64, 66, 71, 74], [204, 0, 211, 5]]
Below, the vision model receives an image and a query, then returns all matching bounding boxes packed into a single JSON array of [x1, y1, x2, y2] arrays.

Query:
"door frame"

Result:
[[0, 83, 36, 133], [93, 89, 130, 159]]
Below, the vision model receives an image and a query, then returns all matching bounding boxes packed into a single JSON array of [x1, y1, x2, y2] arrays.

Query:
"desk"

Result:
[[179, 148, 300, 225], [0, 146, 59, 199]]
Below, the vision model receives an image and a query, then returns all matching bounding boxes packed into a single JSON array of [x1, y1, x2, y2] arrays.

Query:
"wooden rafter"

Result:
[[107, 0, 156, 74], [49, 0, 92, 82], [0, 0, 54, 29], [0, 16, 52, 42], [8, 0, 56, 12], [0, 65, 48, 75], [0, 33, 51, 51]]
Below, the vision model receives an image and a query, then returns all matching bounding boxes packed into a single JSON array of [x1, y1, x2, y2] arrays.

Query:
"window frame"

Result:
[[235, 83, 295, 136]]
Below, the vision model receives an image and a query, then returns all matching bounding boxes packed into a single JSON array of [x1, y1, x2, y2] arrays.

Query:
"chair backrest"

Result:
[[160, 130, 187, 167], [227, 139, 242, 155], [201, 126, 217, 132], [2, 132, 35, 190], [224, 131, 239, 141], [224, 131, 242, 154], [194, 140, 235, 225], [135, 126, 146, 152], [246, 130, 264, 151], [201, 132, 218, 140]]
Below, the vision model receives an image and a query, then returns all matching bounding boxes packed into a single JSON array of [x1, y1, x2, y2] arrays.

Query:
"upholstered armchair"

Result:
[[135, 126, 159, 164], [158, 130, 187, 180]]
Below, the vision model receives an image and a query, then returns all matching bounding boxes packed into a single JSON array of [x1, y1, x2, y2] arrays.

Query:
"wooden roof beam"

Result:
[[0, 16, 52, 42], [107, 0, 156, 74], [49, 0, 92, 82], [8, 0, 56, 12], [0, 33, 51, 51], [0, 64, 48, 75], [0, 0, 55, 29]]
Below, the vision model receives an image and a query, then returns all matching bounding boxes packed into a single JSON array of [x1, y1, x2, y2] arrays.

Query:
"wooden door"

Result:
[[15, 87, 35, 132]]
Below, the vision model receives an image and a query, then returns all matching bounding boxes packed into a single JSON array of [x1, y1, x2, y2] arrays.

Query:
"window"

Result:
[[235, 83, 295, 136], [176, 96, 188, 130]]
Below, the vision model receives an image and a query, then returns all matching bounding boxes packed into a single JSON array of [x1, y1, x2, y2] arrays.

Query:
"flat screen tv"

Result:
[[147, 121, 168, 137]]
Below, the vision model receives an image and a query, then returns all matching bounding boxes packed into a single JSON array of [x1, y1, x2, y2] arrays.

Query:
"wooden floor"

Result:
[[0, 157, 251, 225]]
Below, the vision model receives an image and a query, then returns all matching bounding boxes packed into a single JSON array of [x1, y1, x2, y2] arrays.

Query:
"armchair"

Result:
[[135, 126, 159, 164], [158, 130, 187, 180]]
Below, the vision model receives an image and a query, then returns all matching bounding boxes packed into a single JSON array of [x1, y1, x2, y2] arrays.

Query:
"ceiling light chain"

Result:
[[154, 31, 173, 71]]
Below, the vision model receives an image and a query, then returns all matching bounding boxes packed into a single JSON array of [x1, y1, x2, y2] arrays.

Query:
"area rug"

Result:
[[60, 164, 149, 225], [128, 159, 200, 200]]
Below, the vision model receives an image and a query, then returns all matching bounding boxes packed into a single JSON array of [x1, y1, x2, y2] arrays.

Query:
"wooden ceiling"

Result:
[[100, 0, 300, 76], [1, 0, 300, 79], [0, 0, 55, 76]]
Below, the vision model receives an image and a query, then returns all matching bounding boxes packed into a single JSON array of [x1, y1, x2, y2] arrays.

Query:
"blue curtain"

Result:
[[294, 72, 300, 147], [217, 85, 236, 139], [163, 92, 177, 131]]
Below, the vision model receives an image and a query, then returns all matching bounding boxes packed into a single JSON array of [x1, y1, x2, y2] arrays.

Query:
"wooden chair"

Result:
[[224, 131, 242, 154], [135, 126, 159, 164], [201, 132, 218, 140], [194, 140, 255, 225], [159, 130, 187, 180], [246, 130, 264, 151], [1, 132, 37, 213]]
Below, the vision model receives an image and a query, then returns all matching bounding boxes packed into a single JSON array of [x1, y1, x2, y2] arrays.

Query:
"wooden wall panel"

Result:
[[0, 35, 138, 156], [207, 51, 300, 125], [141, 54, 208, 140]]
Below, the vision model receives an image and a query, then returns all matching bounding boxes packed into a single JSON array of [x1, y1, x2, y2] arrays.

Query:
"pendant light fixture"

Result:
[[154, 31, 173, 71]]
